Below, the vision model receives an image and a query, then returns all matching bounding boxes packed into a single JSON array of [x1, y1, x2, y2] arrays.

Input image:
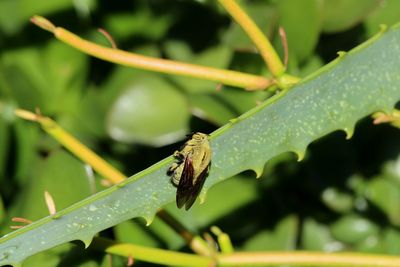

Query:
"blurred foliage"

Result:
[[0, 0, 400, 266]]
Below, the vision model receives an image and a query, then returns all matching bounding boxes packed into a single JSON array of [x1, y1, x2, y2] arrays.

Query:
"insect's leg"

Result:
[[168, 162, 179, 174], [170, 164, 184, 186], [171, 174, 180, 186], [173, 150, 181, 158]]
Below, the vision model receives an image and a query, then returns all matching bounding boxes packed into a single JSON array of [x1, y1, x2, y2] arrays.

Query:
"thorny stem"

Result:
[[31, 16, 273, 91], [13, 108, 211, 255]]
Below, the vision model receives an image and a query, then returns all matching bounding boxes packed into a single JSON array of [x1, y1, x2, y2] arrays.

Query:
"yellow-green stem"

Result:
[[31, 16, 272, 91], [93, 237, 214, 266], [15, 109, 125, 184], [218, 0, 285, 76], [218, 251, 400, 267]]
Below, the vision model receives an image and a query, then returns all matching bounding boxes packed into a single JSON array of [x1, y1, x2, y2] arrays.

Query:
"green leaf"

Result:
[[302, 218, 340, 251], [222, 2, 277, 49], [365, 177, 400, 226], [383, 227, 400, 255], [275, 0, 322, 62], [1, 21, 400, 266], [1, 42, 87, 115], [0, 195, 4, 225], [321, 0, 379, 33], [321, 187, 353, 213], [106, 75, 190, 146], [3, 149, 93, 224], [0, 0, 73, 35], [104, 7, 173, 41], [163, 41, 232, 93], [364, 0, 400, 37], [0, 117, 10, 180], [330, 214, 379, 244], [242, 215, 298, 251]]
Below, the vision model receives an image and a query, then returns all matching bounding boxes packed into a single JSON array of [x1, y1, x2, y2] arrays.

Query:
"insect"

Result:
[[167, 132, 211, 210]]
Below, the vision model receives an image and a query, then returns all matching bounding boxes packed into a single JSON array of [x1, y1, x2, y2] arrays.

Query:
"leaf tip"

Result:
[[343, 126, 355, 140], [252, 166, 264, 178], [81, 237, 94, 249], [337, 51, 347, 58], [293, 150, 306, 161], [143, 214, 155, 226], [379, 24, 388, 33]]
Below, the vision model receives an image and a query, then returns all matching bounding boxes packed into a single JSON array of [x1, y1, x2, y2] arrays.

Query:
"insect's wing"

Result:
[[176, 156, 195, 209], [176, 156, 210, 210], [183, 163, 210, 210]]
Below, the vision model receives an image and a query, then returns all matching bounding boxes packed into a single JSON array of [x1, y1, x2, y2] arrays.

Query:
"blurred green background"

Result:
[[1, 0, 400, 266]]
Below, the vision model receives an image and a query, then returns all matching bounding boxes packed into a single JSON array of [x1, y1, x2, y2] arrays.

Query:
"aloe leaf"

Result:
[[1, 24, 400, 266]]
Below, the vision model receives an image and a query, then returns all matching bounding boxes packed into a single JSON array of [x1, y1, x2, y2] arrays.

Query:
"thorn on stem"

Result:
[[35, 107, 42, 117], [279, 26, 289, 68], [203, 232, 218, 253], [127, 255, 134, 266], [98, 28, 117, 49], [44, 190, 57, 215], [101, 179, 113, 187], [10, 217, 32, 229]]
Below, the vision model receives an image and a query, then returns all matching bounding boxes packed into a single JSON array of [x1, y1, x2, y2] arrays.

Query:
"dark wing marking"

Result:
[[183, 163, 210, 210], [176, 153, 211, 210], [176, 156, 195, 209]]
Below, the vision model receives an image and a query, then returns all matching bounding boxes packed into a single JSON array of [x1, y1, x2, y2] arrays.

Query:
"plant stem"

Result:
[[218, 251, 400, 267], [31, 16, 273, 91], [92, 237, 214, 267], [218, 0, 285, 76], [13, 108, 211, 255], [14, 109, 125, 184]]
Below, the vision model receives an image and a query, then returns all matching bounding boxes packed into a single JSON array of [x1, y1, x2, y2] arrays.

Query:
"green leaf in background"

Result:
[[1, 41, 87, 115], [302, 218, 341, 251], [22, 243, 73, 267], [106, 75, 190, 146], [13, 121, 41, 184], [321, 187, 353, 213], [1, 47, 48, 111], [330, 214, 379, 245], [321, 0, 380, 33], [104, 4, 173, 41], [2, 149, 93, 230], [364, 0, 400, 37], [0, 195, 4, 225], [166, 175, 259, 231], [365, 177, 400, 226], [42, 41, 88, 115], [222, 2, 277, 49], [383, 227, 400, 255], [163, 41, 232, 93], [242, 215, 298, 251], [275, 0, 322, 63], [0, 117, 10, 181], [0, 0, 95, 35]]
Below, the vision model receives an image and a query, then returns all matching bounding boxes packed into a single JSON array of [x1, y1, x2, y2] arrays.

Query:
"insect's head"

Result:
[[191, 132, 208, 141]]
